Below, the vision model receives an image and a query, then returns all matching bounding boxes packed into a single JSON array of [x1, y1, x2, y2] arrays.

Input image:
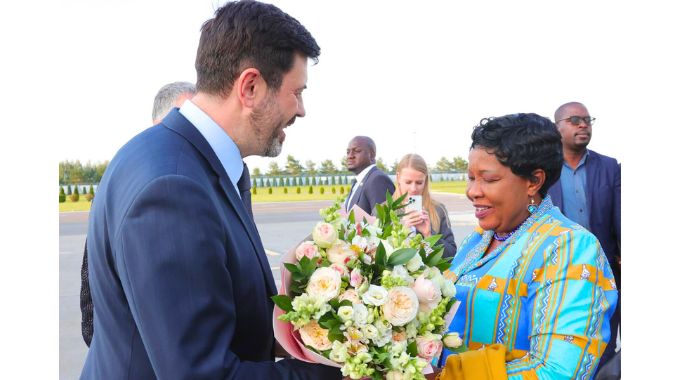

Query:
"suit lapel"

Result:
[[352, 166, 377, 209], [585, 150, 598, 224], [161, 110, 277, 295]]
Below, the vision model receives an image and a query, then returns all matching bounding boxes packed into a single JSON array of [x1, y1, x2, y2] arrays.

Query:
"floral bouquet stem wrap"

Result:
[[273, 192, 461, 380]]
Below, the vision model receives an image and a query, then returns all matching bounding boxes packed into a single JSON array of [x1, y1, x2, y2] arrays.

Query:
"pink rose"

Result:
[[338, 289, 362, 304], [416, 334, 443, 361], [412, 275, 442, 305], [312, 222, 338, 248], [330, 263, 348, 277], [295, 241, 320, 261], [350, 268, 364, 288]]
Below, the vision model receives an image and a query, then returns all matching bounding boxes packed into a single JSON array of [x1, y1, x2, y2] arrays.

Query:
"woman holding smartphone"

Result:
[[394, 153, 458, 259]]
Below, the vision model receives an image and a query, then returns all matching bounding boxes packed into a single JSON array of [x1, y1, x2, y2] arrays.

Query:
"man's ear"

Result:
[[236, 68, 264, 109], [528, 169, 546, 196]]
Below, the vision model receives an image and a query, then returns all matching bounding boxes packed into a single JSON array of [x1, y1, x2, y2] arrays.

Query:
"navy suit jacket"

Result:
[[346, 166, 395, 214], [81, 110, 340, 379], [548, 150, 621, 264]]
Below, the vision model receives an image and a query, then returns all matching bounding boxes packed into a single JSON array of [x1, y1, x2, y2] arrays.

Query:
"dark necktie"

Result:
[[237, 162, 254, 219], [345, 178, 358, 210]]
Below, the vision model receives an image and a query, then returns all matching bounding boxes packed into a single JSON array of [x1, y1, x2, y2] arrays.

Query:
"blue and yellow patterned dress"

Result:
[[440, 197, 618, 379]]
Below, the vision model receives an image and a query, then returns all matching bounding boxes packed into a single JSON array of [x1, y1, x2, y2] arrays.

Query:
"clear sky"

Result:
[[53, 0, 659, 173]]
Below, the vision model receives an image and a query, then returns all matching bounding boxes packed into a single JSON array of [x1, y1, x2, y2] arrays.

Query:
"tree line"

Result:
[[59, 160, 109, 185], [58, 155, 467, 184], [252, 155, 468, 177]]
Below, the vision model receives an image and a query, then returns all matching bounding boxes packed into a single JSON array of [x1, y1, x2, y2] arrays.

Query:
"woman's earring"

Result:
[[527, 197, 537, 214]]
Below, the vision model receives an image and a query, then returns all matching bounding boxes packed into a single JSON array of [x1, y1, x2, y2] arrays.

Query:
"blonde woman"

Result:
[[394, 154, 457, 259]]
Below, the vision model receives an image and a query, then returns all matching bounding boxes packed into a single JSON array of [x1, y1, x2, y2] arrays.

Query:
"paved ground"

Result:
[[59, 193, 476, 379]]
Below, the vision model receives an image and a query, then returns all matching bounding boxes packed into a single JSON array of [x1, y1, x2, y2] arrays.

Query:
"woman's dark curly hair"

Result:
[[470, 113, 563, 197]]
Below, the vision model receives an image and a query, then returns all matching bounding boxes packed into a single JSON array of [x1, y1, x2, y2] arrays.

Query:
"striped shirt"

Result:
[[440, 196, 618, 379]]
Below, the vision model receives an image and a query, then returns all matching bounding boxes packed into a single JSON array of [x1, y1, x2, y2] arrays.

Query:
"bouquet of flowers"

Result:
[[272, 193, 463, 379]]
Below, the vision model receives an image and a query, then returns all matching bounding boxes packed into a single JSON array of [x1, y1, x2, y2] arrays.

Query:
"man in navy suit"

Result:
[[344, 136, 395, 214], [81, 1, 340, 378], [80, 81, 197, 348], [547, 101, 621, 372]]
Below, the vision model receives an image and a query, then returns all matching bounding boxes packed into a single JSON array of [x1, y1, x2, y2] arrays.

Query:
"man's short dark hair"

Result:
[[195, 0, 320, 97], [470, 113, 563, 197]]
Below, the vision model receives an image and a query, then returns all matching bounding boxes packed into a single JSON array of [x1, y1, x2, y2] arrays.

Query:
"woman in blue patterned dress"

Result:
[[437, 113, 618, 380]]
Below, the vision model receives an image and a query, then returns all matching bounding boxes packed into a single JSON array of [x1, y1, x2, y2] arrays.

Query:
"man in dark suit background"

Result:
[[81, 1, 340, 378], [344, 136, 395, 214], [547, 101, 621, 373]]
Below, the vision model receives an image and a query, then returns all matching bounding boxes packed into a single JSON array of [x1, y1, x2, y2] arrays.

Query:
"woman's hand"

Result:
[[401, 211, 431, 237]]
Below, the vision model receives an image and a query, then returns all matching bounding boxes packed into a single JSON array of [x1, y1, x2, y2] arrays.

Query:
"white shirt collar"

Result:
[[354, 164, 376, 185], [179, 100, 243, 195]]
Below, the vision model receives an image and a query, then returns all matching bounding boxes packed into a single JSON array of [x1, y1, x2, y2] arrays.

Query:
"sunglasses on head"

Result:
[[557, 116, 596, 126]]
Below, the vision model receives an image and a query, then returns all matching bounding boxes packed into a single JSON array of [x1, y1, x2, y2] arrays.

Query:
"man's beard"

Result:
[[250, 95, 291, 157]]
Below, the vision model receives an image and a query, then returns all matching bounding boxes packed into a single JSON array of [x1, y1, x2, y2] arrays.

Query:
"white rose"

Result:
[[361, 324, 379, 340], [392, 265, 414, 285], [312, 222, 338, 248], [306, 267, 342, 302], [443, 332, 463, 349], [299, 320, 332, 351], [373, 329, 393, 347], [353, 303, 369, 326], [405, 252, 423, 272], [337, 305, 354, 322], [295, 241, 320, 261], [382, 286, 419, 326], [412, 275, 442, 305], [361, 285, 389, 306], [441, 279, 457, 298], [329, 340, 349, 362], [326, 241, 356, 265]]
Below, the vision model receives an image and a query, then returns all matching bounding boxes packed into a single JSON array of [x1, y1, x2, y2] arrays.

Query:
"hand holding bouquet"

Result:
[[273, 193, 463, 380]]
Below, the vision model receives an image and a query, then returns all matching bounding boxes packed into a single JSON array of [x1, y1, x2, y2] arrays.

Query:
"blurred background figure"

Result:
[[393, 153, 457, 259], [344, 135, 395, 214], [80, 81, 196, 347], [152, 81, 197, 124]]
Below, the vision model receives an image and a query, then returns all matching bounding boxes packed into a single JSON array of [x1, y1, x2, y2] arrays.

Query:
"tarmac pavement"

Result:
[[59, 193, 476, 379]]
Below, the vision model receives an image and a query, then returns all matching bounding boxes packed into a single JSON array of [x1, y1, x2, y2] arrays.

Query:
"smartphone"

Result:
[[405, 195, 422, 213]]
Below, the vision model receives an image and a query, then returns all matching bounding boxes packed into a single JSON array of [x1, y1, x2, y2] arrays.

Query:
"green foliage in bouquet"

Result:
[[272, 190, 459, 379]]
